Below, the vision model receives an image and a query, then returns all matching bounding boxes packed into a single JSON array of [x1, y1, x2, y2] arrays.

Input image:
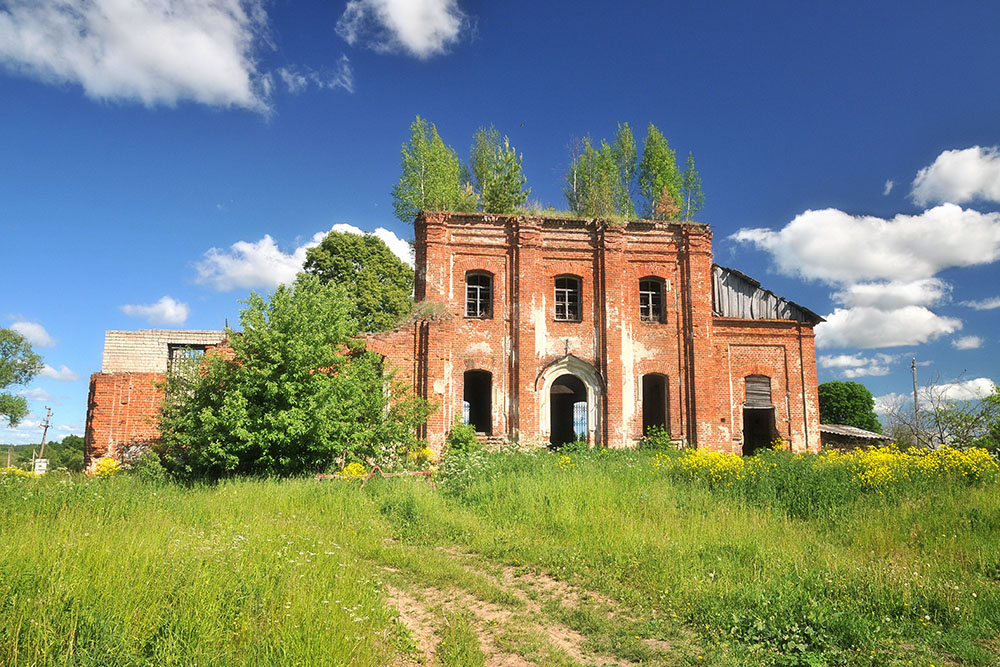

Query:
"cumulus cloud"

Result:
[[818, 352, 897, 378], [832, 278, 949, 309], [962, 296, 1000, 310], [336, 0, 468, 59], [39, 365, 80, 382], [816, 306, 961, 349], [120, 296, 190, 326], [952, 335, 983, 350], [18, 387, 55, 402], [731, 204, 1000, 285], [912, 146, 1000, 206], [0, 0, 271, 111], [731, 202, 1000, 350], [10, 321, 55, 347], [278, 56, 354, 94], [874, 378, 997, 415], [196, 225, 413, 292]]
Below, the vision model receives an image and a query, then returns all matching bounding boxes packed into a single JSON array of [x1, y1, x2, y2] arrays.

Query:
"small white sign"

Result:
[[33, 458, 48, 475]]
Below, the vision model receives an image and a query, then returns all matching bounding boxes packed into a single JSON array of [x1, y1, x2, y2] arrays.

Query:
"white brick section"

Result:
[[101, 330, 226, 373]]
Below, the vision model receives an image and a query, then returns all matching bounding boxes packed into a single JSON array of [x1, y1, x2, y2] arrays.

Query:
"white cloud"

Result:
[[816, 306, 961, 349], [39, 365, 80, 382], [832, 278, 949, 309], [278, 56, 354, 94], [930, 377, 997, 401], [0, 0, 271, 111], [336, 0, 468, 59], [818, 352, 897, 378], [196, 225, 413, 292], [883, 179, 894, 196], [962, 296, 1000, 310], [120, 296, 190, 326], [10, 321, 55, 348], [912, 146, 1000, 206], [952, 335, 983, 350], [731, 204, 1000, 285], [18, 387, 55, 402]]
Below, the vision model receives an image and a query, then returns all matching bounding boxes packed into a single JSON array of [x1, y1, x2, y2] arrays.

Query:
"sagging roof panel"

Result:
[[712, 264, 824, 325]]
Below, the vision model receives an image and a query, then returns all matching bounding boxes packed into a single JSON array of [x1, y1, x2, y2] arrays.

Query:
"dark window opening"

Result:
[[642, 374, 669, 435], [639, 278, 665, 323], [168, 344, 206, 374], [550, 374, 587, 447], [465, 272, 492, 318], [554, 276, 581, 321], [463, 370, 492, 435]]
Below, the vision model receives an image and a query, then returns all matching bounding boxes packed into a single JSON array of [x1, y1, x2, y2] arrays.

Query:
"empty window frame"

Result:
[[554, 276, 581, 321], [639, 278, 665, 323], [167, 344, 207, 377], [465, 272, 493, 318]]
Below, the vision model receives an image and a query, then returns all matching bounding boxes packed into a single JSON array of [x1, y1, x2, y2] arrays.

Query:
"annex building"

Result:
[[84, 211, 823, 467]]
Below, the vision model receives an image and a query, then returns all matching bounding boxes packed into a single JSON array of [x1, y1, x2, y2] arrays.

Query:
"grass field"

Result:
[[2, 447, 998, 666]]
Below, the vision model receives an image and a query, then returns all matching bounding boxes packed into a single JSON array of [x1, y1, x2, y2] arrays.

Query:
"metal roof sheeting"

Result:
[[712, 265, 824, 324]]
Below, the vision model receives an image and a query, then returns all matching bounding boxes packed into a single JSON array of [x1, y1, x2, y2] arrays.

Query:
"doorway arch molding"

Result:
[[534, 354, 603, 446]]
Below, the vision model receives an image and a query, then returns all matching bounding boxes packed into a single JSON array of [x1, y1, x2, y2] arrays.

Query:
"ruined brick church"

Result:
[[85, 211, 823, 466]]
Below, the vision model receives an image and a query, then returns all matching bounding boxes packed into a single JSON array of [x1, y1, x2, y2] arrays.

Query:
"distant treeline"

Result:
[[2, 435, 84, 472]]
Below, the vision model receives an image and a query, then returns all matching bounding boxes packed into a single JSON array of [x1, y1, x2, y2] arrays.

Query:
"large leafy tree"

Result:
[[391, 116, 473, 221], [156, 275, 429, 479], [818, 381, 882, 433], [1, 328, 43, 428], [612, 122, 638, 219], [470, 125, 529, 213], [303, 230, 414, 333], [638, 123, 682, 220]]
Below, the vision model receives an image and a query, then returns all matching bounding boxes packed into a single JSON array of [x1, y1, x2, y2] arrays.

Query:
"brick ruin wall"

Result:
[[84, 330, 225, 468]]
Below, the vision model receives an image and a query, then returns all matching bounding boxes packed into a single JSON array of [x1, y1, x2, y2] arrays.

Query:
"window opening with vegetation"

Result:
[[642, 374, 669, 435]]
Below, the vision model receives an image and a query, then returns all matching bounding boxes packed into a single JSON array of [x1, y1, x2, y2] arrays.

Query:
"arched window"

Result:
[[554, 275, 581, 321], [465, 271, 492, 318], [639, 277, 665, 323]]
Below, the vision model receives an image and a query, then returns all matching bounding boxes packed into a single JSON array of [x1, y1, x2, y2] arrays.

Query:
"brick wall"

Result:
[[84, 330, 225, 468]]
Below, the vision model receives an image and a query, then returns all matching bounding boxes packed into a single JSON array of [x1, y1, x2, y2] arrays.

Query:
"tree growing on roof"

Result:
[[681, 151, 705, 221], [470, 124, 529, 214], [818, 381, 882, 433], [303, 230, 414, 333], [638, 123, 682, 220], [0, 328, 43, 428], [391, 116, 476, 221], [156, 274, 430, 479]]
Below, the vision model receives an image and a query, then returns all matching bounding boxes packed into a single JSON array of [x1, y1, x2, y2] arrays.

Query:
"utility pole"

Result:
[[39, 406, 52, 458], [911, 358, 921, 441]]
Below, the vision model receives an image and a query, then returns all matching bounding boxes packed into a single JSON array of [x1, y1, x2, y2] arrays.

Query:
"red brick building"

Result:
[[84, 211, 822, 466], [366, 211, 823, 453]]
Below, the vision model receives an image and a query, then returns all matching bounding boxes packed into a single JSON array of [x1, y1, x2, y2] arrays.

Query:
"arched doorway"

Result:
[[550, 374, 587, 447], [463, 370, 492, 435], [536, 355, 603, 447]]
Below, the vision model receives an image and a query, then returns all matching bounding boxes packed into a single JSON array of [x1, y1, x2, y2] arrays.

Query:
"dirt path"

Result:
[[381, 545, 691, 666]]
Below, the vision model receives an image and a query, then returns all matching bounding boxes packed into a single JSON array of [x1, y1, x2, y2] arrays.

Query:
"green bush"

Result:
[[638, 424, 674, 451], [446, 420, 480, 455]]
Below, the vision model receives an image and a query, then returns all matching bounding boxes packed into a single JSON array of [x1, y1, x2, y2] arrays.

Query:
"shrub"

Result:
[[446, 420, 480, 455], [128, 451, 167, 485], [638, 424, 674, 450], [557, 439, 590, 453], [94, 456, 122, 477]]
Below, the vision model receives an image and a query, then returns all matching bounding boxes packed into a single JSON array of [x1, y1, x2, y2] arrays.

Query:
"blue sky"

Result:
[[2, 0, 999, 444]]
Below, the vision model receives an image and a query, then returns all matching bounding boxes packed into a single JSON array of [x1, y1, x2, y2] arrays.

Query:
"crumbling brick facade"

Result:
[[84, 330, 225, 468], [367, 212, 822, 453], [84, 212, 822, 463]]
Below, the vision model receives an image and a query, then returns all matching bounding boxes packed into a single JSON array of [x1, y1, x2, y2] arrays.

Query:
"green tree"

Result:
[[0, 328, 43, 428], [156, 275, 430, 479], [564, 137, 620, 218], [470, 125, 529, 213], [680, 151, 705, 221], [612, 122, 638, 219], [818, 381, 882, 433], [391, 116, 465, 221], [303, 230, 414, 333], [638, 124, 681, 220]]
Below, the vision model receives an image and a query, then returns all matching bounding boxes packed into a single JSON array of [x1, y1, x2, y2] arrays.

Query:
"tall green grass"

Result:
[[3, 448, 998, 665]]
